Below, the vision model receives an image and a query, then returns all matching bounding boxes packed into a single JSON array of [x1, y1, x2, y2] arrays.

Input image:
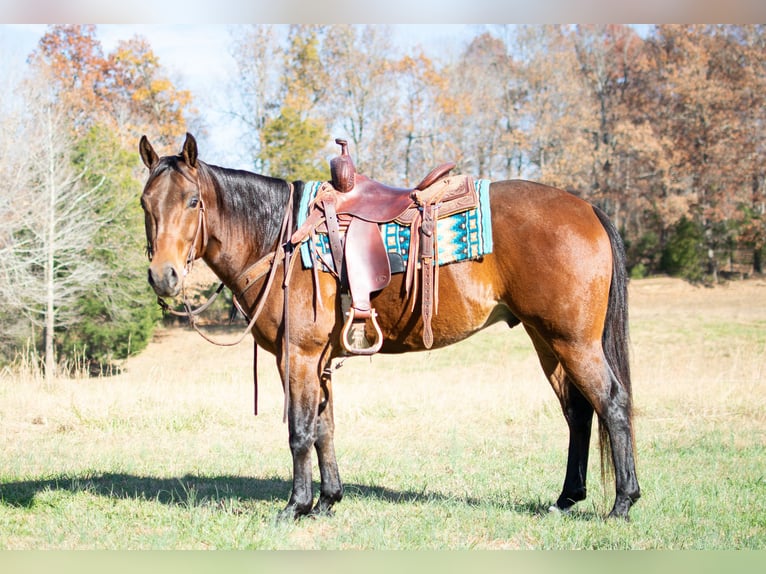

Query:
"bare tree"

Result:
[[227, 24, 284, 171], [0, 70, 107, 381], [321, 25, 402, 179]]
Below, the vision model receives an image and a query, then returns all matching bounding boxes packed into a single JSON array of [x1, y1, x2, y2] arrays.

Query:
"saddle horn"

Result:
[[330, 138, 356, 193]]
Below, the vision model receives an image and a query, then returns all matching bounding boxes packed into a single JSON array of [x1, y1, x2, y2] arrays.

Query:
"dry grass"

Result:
[[629, 277, 766, 431], [0, 277, 764, 549]]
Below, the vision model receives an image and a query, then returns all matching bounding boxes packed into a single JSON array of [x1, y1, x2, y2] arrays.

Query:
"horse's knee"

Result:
[[289, 417, 318, 453]]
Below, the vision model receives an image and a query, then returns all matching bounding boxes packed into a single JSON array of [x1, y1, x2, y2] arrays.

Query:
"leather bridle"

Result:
[[146, 168, 217, 318], [147, 172, 297, 420]]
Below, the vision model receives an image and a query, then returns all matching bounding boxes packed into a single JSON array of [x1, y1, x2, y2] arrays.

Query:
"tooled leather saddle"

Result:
[[290, 139, 478, 355]]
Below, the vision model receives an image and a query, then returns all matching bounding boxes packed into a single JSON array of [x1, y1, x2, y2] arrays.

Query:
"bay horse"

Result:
[[138, 133, 640, 521]]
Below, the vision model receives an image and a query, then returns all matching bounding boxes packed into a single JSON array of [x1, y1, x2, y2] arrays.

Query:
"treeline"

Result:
[[232, 24, 766, 283], [1, 24, 764, 376]]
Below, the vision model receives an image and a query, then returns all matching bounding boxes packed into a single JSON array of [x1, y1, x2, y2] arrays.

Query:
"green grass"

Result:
[[0, 278, 764, 549]]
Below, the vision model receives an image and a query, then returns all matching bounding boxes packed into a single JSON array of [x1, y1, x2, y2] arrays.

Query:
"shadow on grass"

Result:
[[0, 472, 592, 518], [0, 473, 288, 508]]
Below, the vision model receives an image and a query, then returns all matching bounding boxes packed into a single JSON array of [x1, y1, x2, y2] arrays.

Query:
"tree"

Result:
[[572, 24, 647, 228], [321, 25, 401, 179], [260, 106, 328, 181], [445, 31, 516, 179], [2, 69, 108, 380], [661, 216, 706, 282], [228, 24, 283, 171], [256, 26, 330, 180], [56, 125, 162, 371], [637, 25, 763, 279], [724, 25, 766, 272], [391, 51, 452, 185], [221, 24, 766, 281], [28, 24, 107, 135], [103, 35, 195, 148], [513, 25, 594, 190], [30, 25, 195, 147], [1, 25, 195, 373]]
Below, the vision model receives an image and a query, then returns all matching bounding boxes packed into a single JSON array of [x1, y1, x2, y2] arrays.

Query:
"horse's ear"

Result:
[[182, 133, 198, 168], [139, 135, 159, 170]]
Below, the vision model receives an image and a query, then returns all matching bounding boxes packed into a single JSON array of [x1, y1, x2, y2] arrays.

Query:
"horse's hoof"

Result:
[[548, 504, 572, 515], [310, 505, 335, 518], [275, 509, 295, 523], [606, 509, 631, 521], [276, 506, 309, 522]]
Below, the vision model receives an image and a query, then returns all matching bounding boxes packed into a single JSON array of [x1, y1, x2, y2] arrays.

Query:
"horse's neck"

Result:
[[199, 164, 289, 287]]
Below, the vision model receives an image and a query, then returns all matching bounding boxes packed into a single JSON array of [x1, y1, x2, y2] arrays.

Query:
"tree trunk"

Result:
[[45, 110, 56, 383], [45, 247, 55, 382]]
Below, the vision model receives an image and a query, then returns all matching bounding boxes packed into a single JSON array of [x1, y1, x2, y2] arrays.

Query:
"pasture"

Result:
[[0, 277, 764, 549]]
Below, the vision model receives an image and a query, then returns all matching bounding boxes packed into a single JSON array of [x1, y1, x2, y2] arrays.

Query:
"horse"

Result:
[[138, 132, 640, 521]]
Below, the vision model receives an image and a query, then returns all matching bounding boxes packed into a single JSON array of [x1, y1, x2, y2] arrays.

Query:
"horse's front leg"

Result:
[[277, 353, 322, 521], [312, 365, 343, 515]]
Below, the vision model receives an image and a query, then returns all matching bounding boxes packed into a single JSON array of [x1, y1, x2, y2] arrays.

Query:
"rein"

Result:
[[156, 282, 225, 317]]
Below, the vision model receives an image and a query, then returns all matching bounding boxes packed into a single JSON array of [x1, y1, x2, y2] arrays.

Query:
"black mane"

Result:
[[199, 161, 298, 257]]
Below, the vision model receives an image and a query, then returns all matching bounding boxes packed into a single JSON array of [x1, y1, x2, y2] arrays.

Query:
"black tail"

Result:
[[593, 206, 631, 398], [592, 206, 633, 481]]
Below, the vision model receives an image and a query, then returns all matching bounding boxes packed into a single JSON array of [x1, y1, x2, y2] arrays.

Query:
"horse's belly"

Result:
[[372, 260, 506, 353]]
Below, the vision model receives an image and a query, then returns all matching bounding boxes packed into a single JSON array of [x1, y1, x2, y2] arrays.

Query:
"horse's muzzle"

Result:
[[148, 262, 181, 297]]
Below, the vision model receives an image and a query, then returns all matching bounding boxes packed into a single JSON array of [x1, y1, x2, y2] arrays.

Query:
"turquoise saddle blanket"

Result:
[[297, 179, 494, 271]]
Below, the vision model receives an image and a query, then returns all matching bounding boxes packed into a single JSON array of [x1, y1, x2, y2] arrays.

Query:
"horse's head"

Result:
[[139, 133, 207, 298]]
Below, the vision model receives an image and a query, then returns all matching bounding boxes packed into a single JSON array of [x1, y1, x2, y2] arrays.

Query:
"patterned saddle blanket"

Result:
[[298, 178, 494, 272]]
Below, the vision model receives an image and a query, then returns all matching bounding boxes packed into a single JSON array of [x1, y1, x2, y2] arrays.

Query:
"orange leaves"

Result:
[[28, 25, 194, 147]]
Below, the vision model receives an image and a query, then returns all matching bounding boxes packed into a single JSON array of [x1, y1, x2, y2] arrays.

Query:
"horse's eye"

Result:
[[189, 197, 199, 208]]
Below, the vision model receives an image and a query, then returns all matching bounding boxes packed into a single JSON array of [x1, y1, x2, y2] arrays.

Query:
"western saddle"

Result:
[[290, 139, 478, 355]]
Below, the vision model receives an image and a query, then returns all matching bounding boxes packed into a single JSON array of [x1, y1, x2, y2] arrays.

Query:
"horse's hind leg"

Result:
[[555, 383, 595, 511], [525, 327, 594, 512], [550, 338, 640, 519], [312, 364, 343, 515]]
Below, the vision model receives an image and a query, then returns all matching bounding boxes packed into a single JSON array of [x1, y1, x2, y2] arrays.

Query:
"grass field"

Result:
[[0, 277, 764, 549]]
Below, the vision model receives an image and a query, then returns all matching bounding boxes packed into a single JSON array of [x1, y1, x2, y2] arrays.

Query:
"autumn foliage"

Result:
[[29, 24, 193, 147], [4, 24, 765, 372], [27, 24, 766, 283], [229, 24, 765, 280]]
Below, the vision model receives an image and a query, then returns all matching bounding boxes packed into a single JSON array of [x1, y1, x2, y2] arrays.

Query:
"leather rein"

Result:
[[152, 179, 297, 421]]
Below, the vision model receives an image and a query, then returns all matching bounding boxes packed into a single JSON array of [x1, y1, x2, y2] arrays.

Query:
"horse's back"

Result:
[[369, 179, 614, 352]]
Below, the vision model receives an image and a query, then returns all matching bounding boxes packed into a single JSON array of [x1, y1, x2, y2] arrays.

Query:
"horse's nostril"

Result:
[[147, 263, 181, 296], [165, 264, 178, 290]]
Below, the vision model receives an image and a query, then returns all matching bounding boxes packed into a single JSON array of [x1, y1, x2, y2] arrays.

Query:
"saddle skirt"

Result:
[[297, 178, 493, 272]]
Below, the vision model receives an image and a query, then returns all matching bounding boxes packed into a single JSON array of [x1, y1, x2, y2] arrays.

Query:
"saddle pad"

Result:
[[298, 179, 493, 271]]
